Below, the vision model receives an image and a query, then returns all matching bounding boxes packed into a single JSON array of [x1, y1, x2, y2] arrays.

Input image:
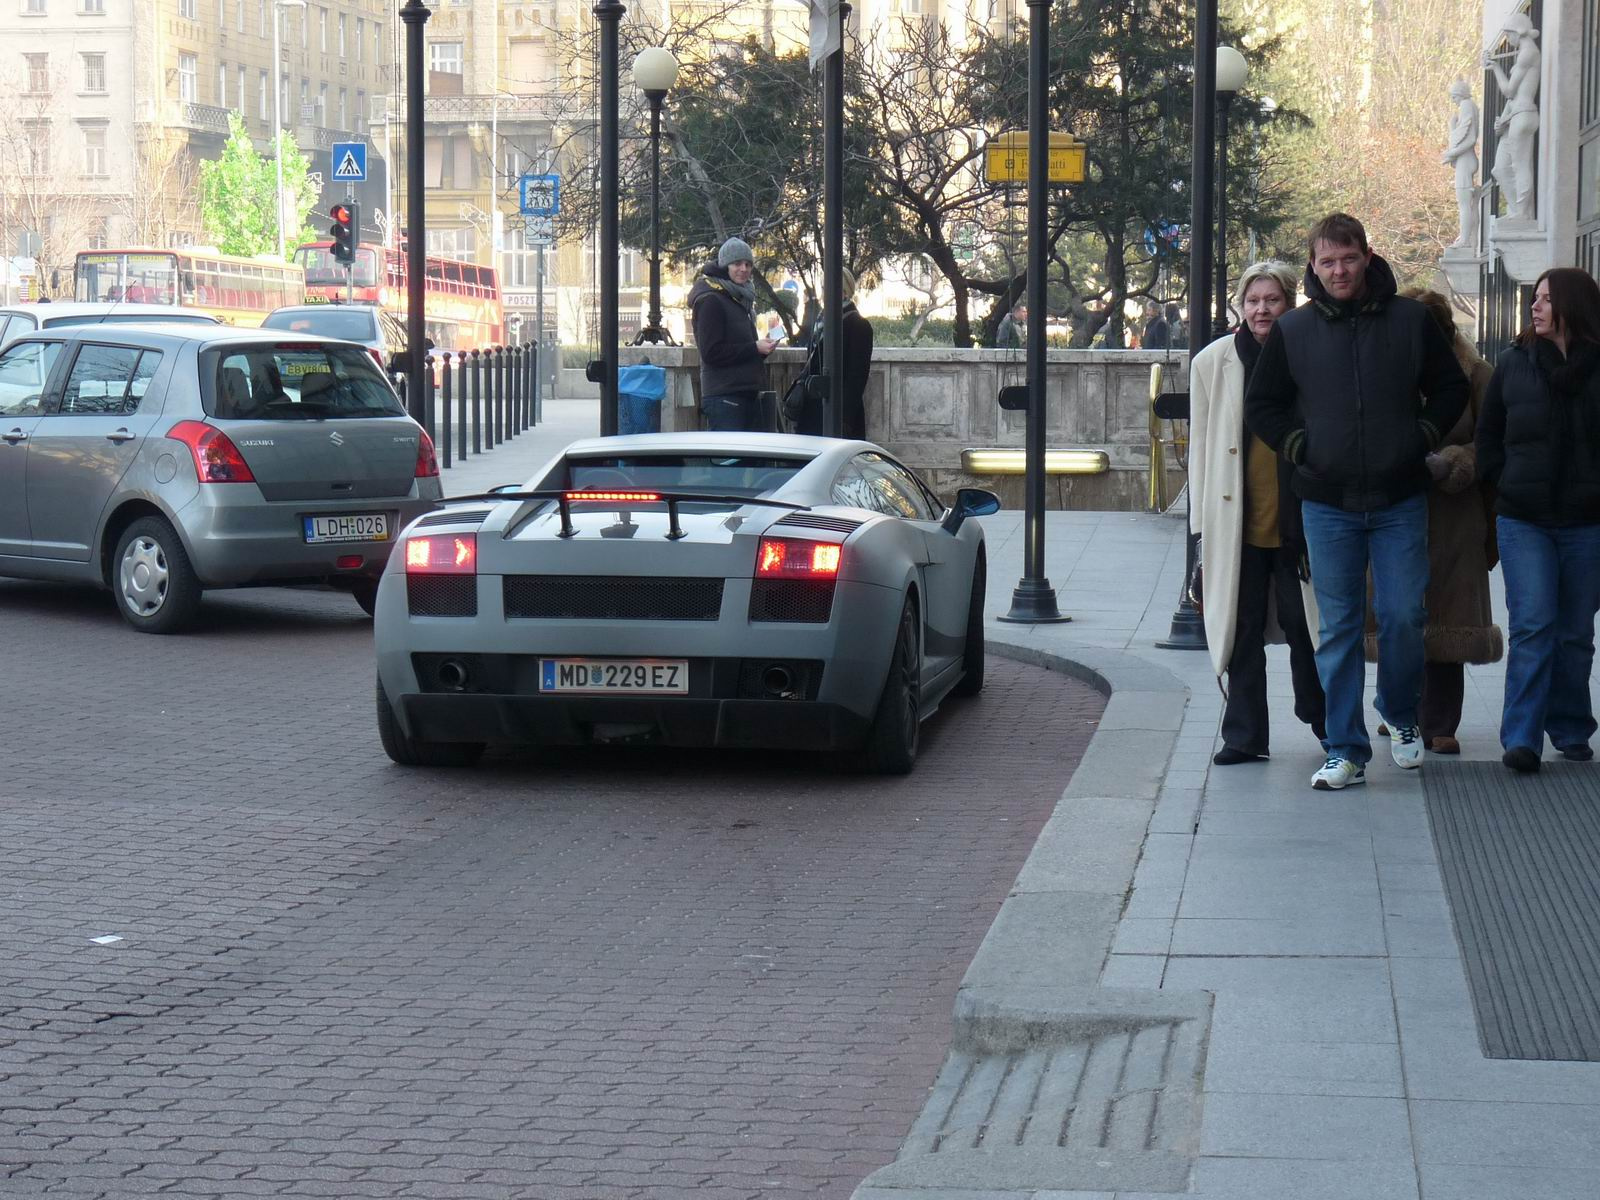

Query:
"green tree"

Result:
[[199, 113, 319, 259]]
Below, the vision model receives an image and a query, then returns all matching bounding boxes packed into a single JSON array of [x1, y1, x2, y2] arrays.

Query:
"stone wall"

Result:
[[619, 344, 1191, 511]]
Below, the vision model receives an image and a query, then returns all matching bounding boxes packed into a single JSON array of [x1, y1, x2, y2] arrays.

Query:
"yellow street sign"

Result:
[[984, 131, 1087, 185]]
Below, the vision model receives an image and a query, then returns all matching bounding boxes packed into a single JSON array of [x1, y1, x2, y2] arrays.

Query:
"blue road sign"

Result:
[[331, 142, 367, 183], [519, 173, 560, 216]]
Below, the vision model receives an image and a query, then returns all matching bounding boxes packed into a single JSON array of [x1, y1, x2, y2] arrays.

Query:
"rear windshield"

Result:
[[205, 343, 405, 420], [566, 455, 807, 496], [261, 308, 376, 340]]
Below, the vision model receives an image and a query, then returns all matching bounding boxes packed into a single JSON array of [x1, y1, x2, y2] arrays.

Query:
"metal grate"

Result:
[[503, 575, 724, 621], [1424, 761, 1600, 1061], [749, 580, 835, 623], [772, 512, 863, 535], [415, 509, 491, 528], [407, 575, 477, 617]]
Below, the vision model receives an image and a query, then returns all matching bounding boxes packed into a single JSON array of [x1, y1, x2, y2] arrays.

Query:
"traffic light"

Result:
[[329, 201, 358, 264]]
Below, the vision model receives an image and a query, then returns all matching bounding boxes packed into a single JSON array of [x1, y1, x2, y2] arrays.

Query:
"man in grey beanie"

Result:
[[688, 235, 776, 430]]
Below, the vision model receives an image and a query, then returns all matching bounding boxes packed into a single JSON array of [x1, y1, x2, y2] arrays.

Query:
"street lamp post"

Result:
[[400, 0, 430, 423], [593, 0, 626, 436], [1212, 45, 1247, 339], [1155, 0, 1218, 652], [631, 47, 678, 346], [271, 0, 307, 261]]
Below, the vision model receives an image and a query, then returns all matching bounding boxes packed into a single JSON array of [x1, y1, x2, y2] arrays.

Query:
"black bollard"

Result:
[[456, 351, 468, 461], [470, 349, 482, 456], [439, 352, 453, 470]]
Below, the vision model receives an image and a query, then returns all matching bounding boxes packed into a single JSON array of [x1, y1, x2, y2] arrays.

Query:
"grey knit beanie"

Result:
[[717, 237, 754, 267]]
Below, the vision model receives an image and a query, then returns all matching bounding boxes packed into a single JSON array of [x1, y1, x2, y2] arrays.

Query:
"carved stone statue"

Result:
[[1485, 12, 1541, 221], [1443, 79, 1480, 248]]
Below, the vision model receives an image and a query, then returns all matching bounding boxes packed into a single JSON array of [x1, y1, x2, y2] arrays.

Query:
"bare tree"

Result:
[[117, 133, 201, 249]]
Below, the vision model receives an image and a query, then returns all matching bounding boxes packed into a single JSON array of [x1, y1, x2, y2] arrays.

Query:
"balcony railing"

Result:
[[378, 93, 562, 125], [183, 102, 231, 134]]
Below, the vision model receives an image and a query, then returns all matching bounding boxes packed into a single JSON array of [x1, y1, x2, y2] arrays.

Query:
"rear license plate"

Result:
[[303, 513, 390, 543], [539, 658, 689, 695]]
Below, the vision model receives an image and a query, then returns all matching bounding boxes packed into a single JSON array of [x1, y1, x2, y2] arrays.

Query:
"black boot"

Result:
[[1503, 746, 1541, 774]]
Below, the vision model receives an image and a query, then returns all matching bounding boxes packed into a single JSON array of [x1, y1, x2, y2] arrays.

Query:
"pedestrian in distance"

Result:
[[1475, 266, 1600, 773], [996, 301, 1027, 349], [1167, 303, 1189, 350], [1245, 212, 1468, 791], [1366, 288, 1503, 756], [1143, 302, 1172, 350], [688, 236, 776, 432], [795, 267, 874, 441], [1190, 260, 1326, 765]]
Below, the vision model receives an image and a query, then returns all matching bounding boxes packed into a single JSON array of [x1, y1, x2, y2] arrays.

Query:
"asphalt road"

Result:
[[0, 580, 1102, 1200]]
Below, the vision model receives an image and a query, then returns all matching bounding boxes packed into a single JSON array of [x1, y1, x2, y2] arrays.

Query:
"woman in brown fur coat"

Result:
[[1368, 289, 1503, 753]]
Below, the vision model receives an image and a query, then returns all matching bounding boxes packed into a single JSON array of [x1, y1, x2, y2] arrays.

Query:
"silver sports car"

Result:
[[373, 433, 999, 774]]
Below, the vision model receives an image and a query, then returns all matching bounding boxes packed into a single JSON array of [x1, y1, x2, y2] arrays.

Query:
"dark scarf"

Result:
[[702, 263, 757, 313], [1535, 337, 1600, 398], [1236, 325, 1307, 574], [1535, 338, 1600, 510]]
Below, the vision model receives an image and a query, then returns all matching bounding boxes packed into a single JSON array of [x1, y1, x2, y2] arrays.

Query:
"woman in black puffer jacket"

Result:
[[1476, 266, 1600, 773]]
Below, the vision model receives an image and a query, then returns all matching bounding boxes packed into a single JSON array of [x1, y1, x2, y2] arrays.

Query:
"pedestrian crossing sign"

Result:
[[331, 142, 367, 182]]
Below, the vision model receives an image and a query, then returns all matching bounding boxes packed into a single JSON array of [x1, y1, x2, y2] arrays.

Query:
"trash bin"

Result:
[[617, 363, 667, 435]]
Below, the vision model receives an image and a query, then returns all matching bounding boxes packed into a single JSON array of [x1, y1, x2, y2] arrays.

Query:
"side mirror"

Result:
[[941, 486, 1001, 534]]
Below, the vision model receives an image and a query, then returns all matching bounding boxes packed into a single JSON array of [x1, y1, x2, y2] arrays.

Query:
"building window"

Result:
[[23, 121, 49, 175], [24, 52, 48, 93], [22, 0, 45, 14], [258, 0, 267, 37], [318, 7, 326, 52], [337, 87, 346, 130], [426, 226, 476, 261], [217, 62, 226, 104], [236, 0, 244, 33], [355, 17, 363, 62], [178, 53, 197, 103], [180, 0, 197, 18], [217, 0, 224, 24], [356, 89, 364, 124], [259, 69, 268, 121], [237, 65, 246, 111], [338, 13, 345, 56], [373, 22, 381, 65], [87, 228, 108, 250], [429, 41, 463, 74], [300, 77, 309, 119], [79, 0, 105, 12], [81, 123, 107, 176], [317, 81, 327, 124], [81, 52, 106, 93]]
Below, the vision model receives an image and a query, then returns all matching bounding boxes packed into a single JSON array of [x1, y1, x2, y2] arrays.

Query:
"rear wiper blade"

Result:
[[449, 489, 809, 541]]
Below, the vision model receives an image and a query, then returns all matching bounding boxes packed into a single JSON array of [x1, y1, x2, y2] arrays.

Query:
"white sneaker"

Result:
[[1390, 724, 1424, 769], [1311, 757, 1366, 790]]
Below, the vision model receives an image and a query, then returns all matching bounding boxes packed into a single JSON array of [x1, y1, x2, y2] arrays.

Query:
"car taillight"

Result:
[[167, 420, 256, 484], [565, 491, 663, 504], [404, 533, 476, 574], [368, 347, 385, 369], [755, 537, 842, 578], [415, 429, 439, 478]]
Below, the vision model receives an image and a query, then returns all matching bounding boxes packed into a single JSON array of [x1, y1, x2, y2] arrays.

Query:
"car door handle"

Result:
[[1, 429, 27, 444], [105, 429, 137, 443]]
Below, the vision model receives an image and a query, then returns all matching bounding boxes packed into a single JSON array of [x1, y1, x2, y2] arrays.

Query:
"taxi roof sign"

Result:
[[984, 130, 1087, 185]]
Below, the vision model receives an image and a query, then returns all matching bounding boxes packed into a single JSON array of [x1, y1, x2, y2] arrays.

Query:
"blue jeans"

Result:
[[1495, 516, 1600, 753], [1301, 494, 1429, 764], [702, 392, 763, 431]]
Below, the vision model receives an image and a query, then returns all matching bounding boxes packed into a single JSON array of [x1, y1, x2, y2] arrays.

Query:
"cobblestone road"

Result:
[[0, 579, 1102, 1200]]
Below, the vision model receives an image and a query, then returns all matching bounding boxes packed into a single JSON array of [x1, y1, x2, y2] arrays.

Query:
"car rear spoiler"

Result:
[[447, 489, 809, 541]]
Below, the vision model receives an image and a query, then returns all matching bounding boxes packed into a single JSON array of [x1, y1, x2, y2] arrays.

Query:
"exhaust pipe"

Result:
[[437, 659, 471, 691], [761, 664, 795, 697]]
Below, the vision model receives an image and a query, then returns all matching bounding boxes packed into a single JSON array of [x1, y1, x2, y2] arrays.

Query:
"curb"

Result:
[[852, 638, 1212, 1199]]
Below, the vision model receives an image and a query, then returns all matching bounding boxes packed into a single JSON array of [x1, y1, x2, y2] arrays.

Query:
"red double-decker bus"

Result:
[[293, 241, 505, 351]]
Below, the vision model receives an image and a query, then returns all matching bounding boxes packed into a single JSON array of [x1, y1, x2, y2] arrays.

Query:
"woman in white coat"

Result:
[[1190, 260, 1326, 764]]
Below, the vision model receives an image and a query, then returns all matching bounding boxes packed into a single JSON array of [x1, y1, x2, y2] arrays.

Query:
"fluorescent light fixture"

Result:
[[960, 448, 1110, 475]]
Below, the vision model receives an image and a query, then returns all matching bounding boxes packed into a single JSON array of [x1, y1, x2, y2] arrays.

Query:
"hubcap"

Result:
[[119, 536, 169, 617]]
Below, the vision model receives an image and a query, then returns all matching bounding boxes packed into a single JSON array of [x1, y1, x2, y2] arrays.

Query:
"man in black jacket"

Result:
[[1246, 212, 1468, 790], [688, 236, 775, 431]]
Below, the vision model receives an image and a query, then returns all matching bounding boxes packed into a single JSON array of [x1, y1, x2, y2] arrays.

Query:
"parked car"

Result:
[[373, 432, 999, 774], [262, 303, 411, 369], [0, 325, 443, 631], [0, 303, 221, 348]]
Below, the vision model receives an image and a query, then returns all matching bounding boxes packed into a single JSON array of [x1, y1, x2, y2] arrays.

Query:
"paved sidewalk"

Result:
[[430, 419, 1600, 1198]]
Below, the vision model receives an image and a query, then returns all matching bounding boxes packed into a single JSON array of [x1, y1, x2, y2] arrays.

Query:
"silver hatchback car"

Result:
[[0, 324, 443, 632]]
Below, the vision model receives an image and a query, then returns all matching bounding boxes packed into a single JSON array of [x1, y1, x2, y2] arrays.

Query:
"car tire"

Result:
[[375, 673, 484, 768], [858, 596, 921, 775], [350, 579, 379, 617], [113, 516, 203, 634], [953, 552, 986, 698]]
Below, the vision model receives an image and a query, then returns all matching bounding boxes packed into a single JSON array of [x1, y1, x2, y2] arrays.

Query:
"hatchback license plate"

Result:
[[304, 513, 390, 543], [540, 659, 689, 695]]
